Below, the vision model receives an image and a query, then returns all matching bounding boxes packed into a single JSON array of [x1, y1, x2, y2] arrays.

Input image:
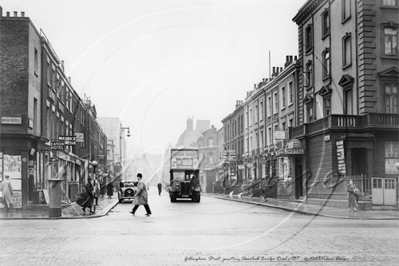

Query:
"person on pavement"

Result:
[[1, 175, 14, 213], [77, 177, 94, 214], [157, 182, 162, 196], [92, 176, 101, 206], [107, 182, 114, 199], [347, 180, 358, 212], [130, 173, 152, 216]]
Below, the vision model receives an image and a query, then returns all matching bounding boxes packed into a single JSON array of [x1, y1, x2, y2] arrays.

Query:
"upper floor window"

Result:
[[342, 0, 351, 22], [383, 25, 398, 56], [382, 0, 398, 7], [385, 83, 398, 113], [273, 92, 278, 114], [305, 24, 313, 52], [324, 97, 331, 116], [342, 33, 352, 68], [321, 9, 330, 38], [281, 86, 286, 109], [259, 101, 263, 121], [207, 138, 213, 147], [34, 49, 39, 75], [345, 89, 353, 115], [268, 96, 272, 117], [322, 48, 330, 79], [289, 82, 293, 105], [305, 61, 313, 87]]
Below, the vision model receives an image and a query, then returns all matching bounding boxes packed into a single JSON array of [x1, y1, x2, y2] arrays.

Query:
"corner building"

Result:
[[291, 0, 399, 207]]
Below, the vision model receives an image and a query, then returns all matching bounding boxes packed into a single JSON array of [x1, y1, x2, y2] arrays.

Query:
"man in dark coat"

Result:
[[157, 182, 162, 196]]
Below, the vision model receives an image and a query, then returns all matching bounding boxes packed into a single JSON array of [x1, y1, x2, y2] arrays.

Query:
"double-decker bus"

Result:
[[169, 148, 201, 203]]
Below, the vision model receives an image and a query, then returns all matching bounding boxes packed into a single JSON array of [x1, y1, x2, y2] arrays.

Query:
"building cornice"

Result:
[[293, 0, 326, 25]]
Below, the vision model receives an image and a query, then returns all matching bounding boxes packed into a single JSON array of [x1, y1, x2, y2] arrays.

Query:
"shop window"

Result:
[[385, 141, 399, 174], [385, 83, 398, 113]]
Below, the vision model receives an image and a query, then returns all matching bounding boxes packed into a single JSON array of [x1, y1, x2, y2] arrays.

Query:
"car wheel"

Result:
[[197, 194, 201, 203], [170, 195, 176, 202], [125, 189, 134, 197], [119, 199, 123, 203]]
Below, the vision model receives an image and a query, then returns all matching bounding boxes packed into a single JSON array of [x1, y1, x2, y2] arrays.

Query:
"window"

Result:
[[268, 96, 272, 117], [324, 97, 331, 116], [322, 9, 330, 37], [289, 118, 293, 127], [282, 122, 286, 131], [255, 105, 258, 123], [34, 49, 39, 75], [260, 130, 264, 149], [383, 26, 398, 56], [268, 127, 272, 145], [345, 89, 353, 115], [208, 138, 213, 147], [289, 82, 293, 104], [342, 33, 352, 67], [382, 0, 398, 7], [281, 86, 286, 109], [249, 108, 252, 126], [246, 111, 249, 128], [305, 61, 313, 87], [33, 98, 38, 135], [305, 24, 313, 51], [260, 101, 263, 121], [256, 132, 259, 150], [322, 48, 330, 79], [274, 92, 278, 114], [208, 153, 214, 164], [47, 62, 51, 86], [342, 0, 351, 22], [385, 83, 398, 113], [307, 105, 313, 123], [385, 141, 399, 174]]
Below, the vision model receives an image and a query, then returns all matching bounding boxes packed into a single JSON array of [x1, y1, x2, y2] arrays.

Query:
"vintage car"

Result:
[[118, 181, 138, 203]]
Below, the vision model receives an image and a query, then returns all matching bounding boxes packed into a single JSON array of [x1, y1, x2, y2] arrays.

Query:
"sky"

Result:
[[2, 0, 306, 155]]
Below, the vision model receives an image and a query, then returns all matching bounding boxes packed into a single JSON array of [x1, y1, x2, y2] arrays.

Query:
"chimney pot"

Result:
[[6, 12, 10, 17], [14, 11, 18, 17], [286, 55, 289, 62], [289, 55, 293, 62], [273, 67, 276, 73], [280, 67, 283, 72], [254, 84, 256, 89], [68, 77, 71, 84], [21, 12, 25, 17], [294, 56, 298, 61]]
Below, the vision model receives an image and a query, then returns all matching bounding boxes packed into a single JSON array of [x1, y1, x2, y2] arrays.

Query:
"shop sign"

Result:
[[238, 165, 245, 170], [58, 136, 76, 145], [75, 133, 84, 143], [274, 131, 286, 140], [1, 117, 22, 124], [51, 141, 65, 150], [285, 149, 304, 155], [286, 139, 302, 149]]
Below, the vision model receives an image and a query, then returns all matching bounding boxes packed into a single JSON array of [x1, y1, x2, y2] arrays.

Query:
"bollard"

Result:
[[48, 179, 63, 217]]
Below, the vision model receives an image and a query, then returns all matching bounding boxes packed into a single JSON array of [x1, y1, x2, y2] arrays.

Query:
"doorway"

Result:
[[295, 157, 303, 199]]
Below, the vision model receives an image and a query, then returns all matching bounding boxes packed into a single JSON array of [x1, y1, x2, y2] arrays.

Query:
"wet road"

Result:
[[0, 187, 398, 265]]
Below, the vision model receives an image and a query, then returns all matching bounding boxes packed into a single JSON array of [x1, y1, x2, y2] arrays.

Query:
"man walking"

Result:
[[1, 175, 14, 213], [130, 173, 151, 216], [157, 182, 162, 196]]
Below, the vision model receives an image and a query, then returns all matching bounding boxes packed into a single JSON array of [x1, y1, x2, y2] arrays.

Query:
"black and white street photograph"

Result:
[[0, 0, 398, 265]]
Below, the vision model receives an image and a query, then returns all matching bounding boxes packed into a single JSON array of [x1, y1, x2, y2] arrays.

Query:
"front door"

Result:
[[384, 178, 397, 205]]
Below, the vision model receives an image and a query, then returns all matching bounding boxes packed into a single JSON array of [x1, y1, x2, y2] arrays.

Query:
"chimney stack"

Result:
[[61, 60, 65, 72], [68, 77, 71, 84], [14, 11, 17, 17]]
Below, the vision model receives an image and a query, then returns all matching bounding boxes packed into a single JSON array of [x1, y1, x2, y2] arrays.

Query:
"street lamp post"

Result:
[[120, 124, 130, 180]]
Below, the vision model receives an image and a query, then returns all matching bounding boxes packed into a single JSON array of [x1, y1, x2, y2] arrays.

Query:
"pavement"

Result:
[[0, 195, 119, 220], [204, 193, 399, 220], [1, 192, 398, 220]]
